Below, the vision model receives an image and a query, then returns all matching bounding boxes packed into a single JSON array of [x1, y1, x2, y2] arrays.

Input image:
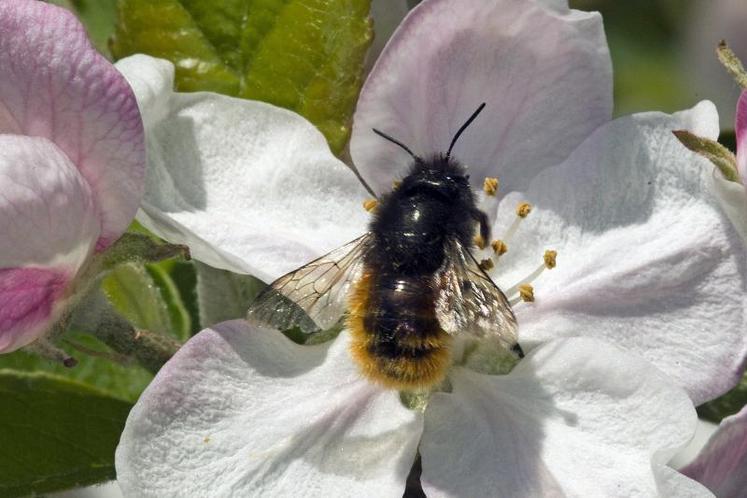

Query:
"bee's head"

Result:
[[371, 103, 486, 202], [398, 156, 472, 202]]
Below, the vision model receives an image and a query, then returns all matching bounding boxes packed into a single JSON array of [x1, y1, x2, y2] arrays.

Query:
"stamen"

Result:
[[491, 239, 508, 255], [479, 258, 494, 271], [474, 234, 486, 250], [516, 202, 533, 218], [496, 202, 534, 250], [483, 177, 499, 196], [363, 199, 378, 212], [543, 250, 557, 269], [504, 249, 558, 302], [518, 284, 534, 302]]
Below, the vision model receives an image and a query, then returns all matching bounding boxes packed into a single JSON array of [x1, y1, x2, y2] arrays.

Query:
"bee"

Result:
[[247, 103, 523, 390]]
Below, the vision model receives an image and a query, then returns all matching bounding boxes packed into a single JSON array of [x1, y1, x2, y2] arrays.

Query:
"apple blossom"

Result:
[[113, 0, 746, 495], [117, 0, 745, 404], [0, 1, 145, 353]]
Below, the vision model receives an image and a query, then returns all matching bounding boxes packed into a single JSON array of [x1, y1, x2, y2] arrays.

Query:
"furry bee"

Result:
[[247, 104, 522, 390]]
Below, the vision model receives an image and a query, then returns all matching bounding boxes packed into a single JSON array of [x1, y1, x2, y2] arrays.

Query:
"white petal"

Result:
[[490, 102, 746, 405], [116, 322, 422, 497], [420, 338, 708, 497], [670, 419, 719, 469], [114, 55, 175, 132], [116, 55, 370, 280], [709, 168, 747, 242], [351, 0, 612, 194]]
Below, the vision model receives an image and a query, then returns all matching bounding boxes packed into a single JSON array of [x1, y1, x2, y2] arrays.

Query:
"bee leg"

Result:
[[471, 208, 492, 243], [510, 343, 525, 359]]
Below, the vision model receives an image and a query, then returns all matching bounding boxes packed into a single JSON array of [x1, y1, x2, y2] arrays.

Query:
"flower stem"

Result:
[[70, 289, 181, 374]]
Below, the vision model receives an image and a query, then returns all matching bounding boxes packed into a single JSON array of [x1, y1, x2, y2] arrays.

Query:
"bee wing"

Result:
[[246, 233, 373, 334], [435, 240, 519, 351]]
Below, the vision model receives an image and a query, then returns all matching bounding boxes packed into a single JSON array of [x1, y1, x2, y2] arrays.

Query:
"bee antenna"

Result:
[[372, 128, 422, 161], [446, 102, 487, 160]]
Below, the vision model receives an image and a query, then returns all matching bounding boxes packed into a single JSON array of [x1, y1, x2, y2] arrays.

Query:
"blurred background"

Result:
[[572, 0, 746, 131]]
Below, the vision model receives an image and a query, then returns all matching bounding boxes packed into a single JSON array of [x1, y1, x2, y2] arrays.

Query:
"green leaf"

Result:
[[698, 371, 747, 423], [0, 371, 132, 497], [101, 262, 192, 341], [0, 333, 152, 403], [146, 263, 193, 341], [49, 0, 118, 58], [111, 0, 373, 153], [195, 261, 264, 328], [102, 262, 176, 336], [155, 259, 201, 336]]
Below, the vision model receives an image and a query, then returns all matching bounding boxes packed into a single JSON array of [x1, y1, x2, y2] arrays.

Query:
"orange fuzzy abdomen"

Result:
[[347, 269, 452, 391]]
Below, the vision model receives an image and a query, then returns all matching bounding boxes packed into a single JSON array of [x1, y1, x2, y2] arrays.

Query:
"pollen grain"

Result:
[[544, 250, 557, 269], [483, 177, 500, 196], [516, 202, 533, 218], [363, 198, 378, 212], [491, 239, 508, 255], [518, 284, 535, 302]]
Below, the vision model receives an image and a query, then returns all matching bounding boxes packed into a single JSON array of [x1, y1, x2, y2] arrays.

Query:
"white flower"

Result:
[[116, 322, 707, 497], [114, 0, 746, 494]]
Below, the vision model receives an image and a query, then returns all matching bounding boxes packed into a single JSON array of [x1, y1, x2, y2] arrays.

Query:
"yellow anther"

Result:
[[363, 199, 378, 212], [516, 202, 533, 218], [491, 239, 508, 255], [483, 177, 500, 196], [473, 234, 486, 250], [479, 258, 495, 271], [543, 250, 557, 269], [392, 180, 402, 190], [518, 284, 535, 302]]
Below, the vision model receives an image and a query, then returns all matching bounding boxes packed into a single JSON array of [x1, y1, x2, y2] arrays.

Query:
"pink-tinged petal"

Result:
[[116, 322, 423, 496], [420, 338, 709, 497], [351, 0, 612, 194], [0, 135, 100, 352], [0, 0, 145, 249], [736, 90, 747, 182], [0, 267, 70, 353], [682, 406, 747, 498], [116, 55, 370, 281], [489, 102, 746, 405]]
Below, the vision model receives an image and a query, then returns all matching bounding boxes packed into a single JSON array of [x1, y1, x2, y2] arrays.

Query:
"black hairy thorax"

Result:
[[367, 155, 483, 276]]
